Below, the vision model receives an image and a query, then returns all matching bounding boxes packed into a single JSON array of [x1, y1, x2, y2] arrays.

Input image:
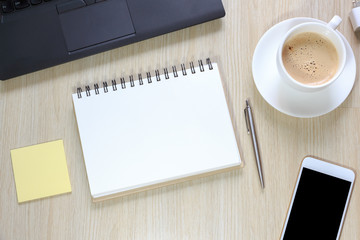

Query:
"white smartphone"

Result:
[[280, 156, 355, 240]]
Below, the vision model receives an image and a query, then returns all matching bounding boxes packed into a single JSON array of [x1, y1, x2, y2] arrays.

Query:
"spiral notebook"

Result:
[[72, 59, 241, 201]]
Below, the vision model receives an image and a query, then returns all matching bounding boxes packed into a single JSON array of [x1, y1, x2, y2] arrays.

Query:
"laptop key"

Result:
[[30, 0, 42, 5], [83, 0, 95, 5], [57, 0, 85, 14], [1, 0, 14, 13], [14, 0, 30, 9]]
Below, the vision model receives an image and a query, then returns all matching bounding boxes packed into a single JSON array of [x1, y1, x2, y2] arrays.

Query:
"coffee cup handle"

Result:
[[327, 15, 342, 30]]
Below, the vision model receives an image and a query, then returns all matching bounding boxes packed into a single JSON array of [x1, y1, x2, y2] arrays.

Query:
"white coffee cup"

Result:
[[276, 16, 346, 92]]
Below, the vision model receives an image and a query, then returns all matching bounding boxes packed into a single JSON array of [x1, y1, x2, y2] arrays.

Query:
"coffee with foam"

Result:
[[282, 32, 339, 86]]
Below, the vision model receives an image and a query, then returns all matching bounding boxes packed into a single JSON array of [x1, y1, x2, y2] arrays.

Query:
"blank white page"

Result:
[[72, 63, 241, 199]]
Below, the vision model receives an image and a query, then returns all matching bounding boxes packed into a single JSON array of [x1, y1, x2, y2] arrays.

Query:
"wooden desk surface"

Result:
[[1, 0, 359, 239]]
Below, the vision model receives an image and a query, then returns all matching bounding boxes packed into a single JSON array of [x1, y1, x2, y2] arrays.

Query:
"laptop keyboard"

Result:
[[0, 0, 103, 14], [1, 0, 51, 13]]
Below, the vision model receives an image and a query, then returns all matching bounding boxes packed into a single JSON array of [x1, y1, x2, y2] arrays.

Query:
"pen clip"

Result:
[[244, 107, 250, 134]]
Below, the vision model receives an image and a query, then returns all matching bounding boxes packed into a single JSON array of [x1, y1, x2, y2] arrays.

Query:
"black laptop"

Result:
[[0, 0, 225, 80]]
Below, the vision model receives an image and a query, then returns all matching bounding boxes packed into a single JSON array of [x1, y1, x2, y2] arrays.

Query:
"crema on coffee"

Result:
[[282, 32, 339, 86]]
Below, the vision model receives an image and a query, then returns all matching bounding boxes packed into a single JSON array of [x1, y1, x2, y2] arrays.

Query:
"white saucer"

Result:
[[252, 17, 356, 118]]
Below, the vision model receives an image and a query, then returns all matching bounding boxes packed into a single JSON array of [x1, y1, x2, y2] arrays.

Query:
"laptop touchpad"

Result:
[[58, 0, 135, 52]]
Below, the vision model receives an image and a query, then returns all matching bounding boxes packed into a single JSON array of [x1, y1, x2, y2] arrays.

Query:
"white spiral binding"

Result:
[[76, 58, 213, 99]]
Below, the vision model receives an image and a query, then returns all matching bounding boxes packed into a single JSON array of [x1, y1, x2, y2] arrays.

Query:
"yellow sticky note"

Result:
[[11, 140, 71, 203]]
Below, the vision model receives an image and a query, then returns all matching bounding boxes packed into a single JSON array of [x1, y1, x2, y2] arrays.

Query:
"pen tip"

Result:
[[246, 99, 249, 106]]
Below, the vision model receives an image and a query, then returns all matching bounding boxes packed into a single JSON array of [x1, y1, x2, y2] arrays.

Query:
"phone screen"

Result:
[[283, 167, 352, 239]]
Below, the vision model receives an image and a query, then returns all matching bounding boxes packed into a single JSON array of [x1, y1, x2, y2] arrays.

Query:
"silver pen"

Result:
[[244, 99, 265, 188]]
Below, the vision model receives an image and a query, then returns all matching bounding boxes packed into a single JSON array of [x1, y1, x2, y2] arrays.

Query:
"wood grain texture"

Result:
[[0, 0, 359, 239]]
